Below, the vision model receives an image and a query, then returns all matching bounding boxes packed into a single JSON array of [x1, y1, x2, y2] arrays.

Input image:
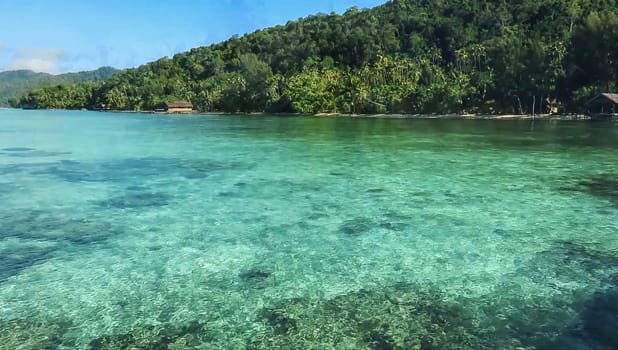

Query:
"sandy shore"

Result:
[[303, 113, 593, 120], [187, 111, 594, 120], [8, 107, 605, 120]]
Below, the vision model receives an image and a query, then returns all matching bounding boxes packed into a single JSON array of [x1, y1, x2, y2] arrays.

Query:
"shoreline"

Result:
[[310, 112, 593, 120], [5, 108, 611, 121], [124, 110, 599, 121]]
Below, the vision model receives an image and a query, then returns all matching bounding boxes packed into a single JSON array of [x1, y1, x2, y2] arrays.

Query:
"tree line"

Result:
[[0, 67, 118, 107], [11, 0, 618, 114]]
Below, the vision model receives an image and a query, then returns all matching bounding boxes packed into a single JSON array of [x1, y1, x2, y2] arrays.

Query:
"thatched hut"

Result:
[[586, 93, 618, 119], [163, 101, 193, 114]]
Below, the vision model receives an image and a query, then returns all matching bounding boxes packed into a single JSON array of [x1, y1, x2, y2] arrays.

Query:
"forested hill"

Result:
[[0, 67, 119, 107], [11, 0, 618, 114]]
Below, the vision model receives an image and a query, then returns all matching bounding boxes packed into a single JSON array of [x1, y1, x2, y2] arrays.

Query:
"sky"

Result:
[[0, 0, 386, 74]]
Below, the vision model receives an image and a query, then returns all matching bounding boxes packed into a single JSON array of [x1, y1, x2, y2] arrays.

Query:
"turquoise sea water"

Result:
[[0, 109, 617, 349]]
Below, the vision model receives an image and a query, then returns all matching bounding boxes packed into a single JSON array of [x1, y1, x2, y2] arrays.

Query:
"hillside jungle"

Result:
[[10, 0, 618, 115], [0, 67, 118, 107]]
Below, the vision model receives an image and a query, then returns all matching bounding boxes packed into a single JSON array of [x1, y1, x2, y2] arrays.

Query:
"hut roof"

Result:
[[165, 101, 193, 109], [602, 93, 618, 104], [587, 93, 618, 105]]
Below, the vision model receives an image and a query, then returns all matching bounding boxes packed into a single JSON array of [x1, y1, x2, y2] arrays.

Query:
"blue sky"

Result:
[[0, 0, 386, 74]]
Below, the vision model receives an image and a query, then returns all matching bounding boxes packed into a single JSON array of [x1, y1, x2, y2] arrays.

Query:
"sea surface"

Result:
[[0, 109, 617, 349]]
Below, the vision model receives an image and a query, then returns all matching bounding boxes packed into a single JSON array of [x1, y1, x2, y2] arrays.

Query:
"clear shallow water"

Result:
[[0, 110, 617, 349]]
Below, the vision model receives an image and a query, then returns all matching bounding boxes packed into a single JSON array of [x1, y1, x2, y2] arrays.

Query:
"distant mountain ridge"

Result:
[[0, 67, 119, 106]]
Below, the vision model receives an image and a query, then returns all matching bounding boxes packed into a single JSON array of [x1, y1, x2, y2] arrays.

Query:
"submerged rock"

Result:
[[493, 228, 511, 237], [40, 164, 110, 182], [64, 224, 113, 245], [365, 331, 396, 350], [1, 210, 117, 245], [0, 319, 71, 349], [1, 147, 36, 152], [577, 288, 618, 348], [562, 174, 618, 207], [88, 321, 209, 350], [248, 284, 524, 350], [339, 217, 374, 236], [30, 156, 249, 183], [545, 287, 618, 349], [240, 268, 272, 281], [579, 176, 618, 206], [0, 146, 72, 157], [96, 192, 170, 209], [218, 191, 238, 198], [339, 215, 410, 235], [524, 241, 618, 281], [0, 244, 57, 282], [378, 221, 409, 232], [239, 268, 273, 290], [499, 240, 618, 348], [125, 185, 149, 191], [259, 309, 297, 335], [4, 150, 72, 157]]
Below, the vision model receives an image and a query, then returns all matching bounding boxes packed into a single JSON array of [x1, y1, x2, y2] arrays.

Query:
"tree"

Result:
[[13, 0, 618, 114]]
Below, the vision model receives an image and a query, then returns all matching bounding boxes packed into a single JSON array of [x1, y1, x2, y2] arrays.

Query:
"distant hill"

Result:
[[0, 67, 119, 106], [12, 0, 618, 114]]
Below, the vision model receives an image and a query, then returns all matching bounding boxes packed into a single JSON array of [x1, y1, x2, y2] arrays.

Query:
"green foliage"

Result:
[[564, 10, 618, 109], [12, 0, 618, 114], [16, 82, 103, 110], [285, 68, 344, 113], [0, 67, 118, 107]]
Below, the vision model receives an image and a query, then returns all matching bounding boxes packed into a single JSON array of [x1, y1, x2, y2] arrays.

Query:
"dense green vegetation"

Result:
[[0, 67, 118, 107], [11, 0, 618, 114]]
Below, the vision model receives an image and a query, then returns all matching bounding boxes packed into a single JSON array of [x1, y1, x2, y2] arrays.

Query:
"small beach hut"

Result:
[[586, 93, 618, 118], [164, 101, 193, 114]]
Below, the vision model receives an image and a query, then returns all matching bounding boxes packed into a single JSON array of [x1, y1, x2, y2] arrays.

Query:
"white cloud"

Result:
[[8, 48, 63, 73], [0, 42, 5, 52]]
